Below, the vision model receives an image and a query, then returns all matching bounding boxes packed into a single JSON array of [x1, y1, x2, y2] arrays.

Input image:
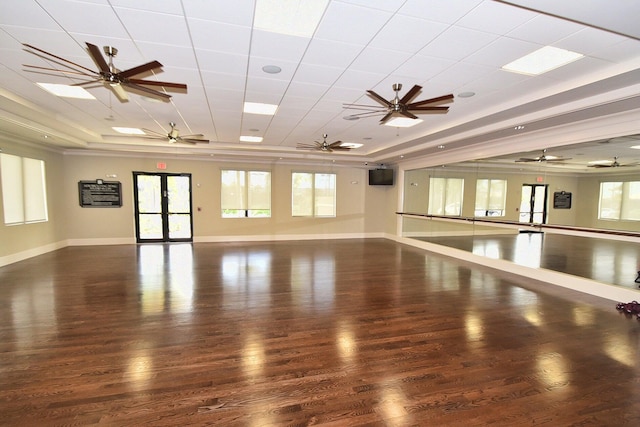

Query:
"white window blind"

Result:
[[1, 153, 48, 225]]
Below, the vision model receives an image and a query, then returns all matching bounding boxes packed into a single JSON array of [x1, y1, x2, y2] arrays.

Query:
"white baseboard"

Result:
[[194, 232, 386, 243], [0, 240, 68, 267], [66, 237, 136, 246]]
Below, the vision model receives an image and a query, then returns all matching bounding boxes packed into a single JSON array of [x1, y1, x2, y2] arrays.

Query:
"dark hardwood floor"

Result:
[[1, 239, 640, 426]]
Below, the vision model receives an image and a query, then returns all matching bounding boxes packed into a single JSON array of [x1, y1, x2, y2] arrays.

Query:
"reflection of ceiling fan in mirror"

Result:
[[343, 83, 453, 124], [23, 42, 187, 102], [516, 149, 571, 163], [588, 156, 638, 168], [142, 122, 209, 144], [296, 134, 351, 153]]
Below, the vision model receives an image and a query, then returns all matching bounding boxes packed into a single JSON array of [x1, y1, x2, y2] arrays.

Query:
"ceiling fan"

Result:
[[23, 42, 187, 102], [343, 83, 453, 124], [516, 149, 571, 163], [142, 122, 209, 144], [296, 134, 351, 153], [588, 156, 638, 168]]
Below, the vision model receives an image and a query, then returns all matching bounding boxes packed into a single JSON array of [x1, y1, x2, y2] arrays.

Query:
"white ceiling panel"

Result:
[[188, 19, 252, 55], [419, 27, 499, 61], [368, 15, 448, 53], [314, 2, 392, 45]]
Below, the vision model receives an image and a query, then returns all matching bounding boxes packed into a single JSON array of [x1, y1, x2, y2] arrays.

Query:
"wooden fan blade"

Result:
[[401, 111, 418, 120], [180, 138, 209, 144], [328, 141, 344, 148], [330, 146, 351, 151], [179, 133, 205, 139], [141, 128, 167, 138], [109, 83, 129, 102], [379, 111, 394, 124], [122, 81, 171, 101], [23, 64, 94, 78], [344, 111, 388, 119], [23, 43, 97, 74], [516, 158, 538, 162], [128, 78, 187, 90], [399, 85, 422, 105], [366, 90, 392, 107], [409, 106, 450, 113], [119, 60, 163, 78], [86, 42, 110, 73], [407, 94, 454, 108]]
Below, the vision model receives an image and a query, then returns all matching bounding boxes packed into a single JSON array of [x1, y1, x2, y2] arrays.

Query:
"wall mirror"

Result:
[[401, 134, 640, 289]]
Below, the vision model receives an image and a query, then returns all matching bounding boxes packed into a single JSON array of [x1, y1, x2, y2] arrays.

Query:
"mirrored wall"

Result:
[[401, 135, 640, 288]]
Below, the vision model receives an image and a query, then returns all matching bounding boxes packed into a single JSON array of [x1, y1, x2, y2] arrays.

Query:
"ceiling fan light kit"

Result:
[[142, 122, 209, 145]]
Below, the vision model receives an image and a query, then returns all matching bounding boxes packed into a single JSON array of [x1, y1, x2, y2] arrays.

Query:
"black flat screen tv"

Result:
[[369, 168, 394, 186]]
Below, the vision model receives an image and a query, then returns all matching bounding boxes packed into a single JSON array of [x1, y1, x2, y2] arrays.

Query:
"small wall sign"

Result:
[[78, 180, 122, 207], [553, 191, 572, 209]]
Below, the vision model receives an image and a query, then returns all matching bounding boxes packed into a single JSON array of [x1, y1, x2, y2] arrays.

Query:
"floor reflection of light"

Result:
[[290, 254, 335, 311], [513, 233, 542, 268], [242, 333, 265, 379], [378, 387, 408, 422], [125, 350, 153, 391], [336, 320, 356, 363], [536, 353, 569, 390], [138, 245, 166, 314], [572, 305, 596, 326], [425, 258, 459, 291], [509, 287, 538, 306], [168, 244, 194, 313], [604, 334, 635, 367], [465, 313, 484, 347], [523, 307, 542, 326], [11, 279, 57, 350], [472, 239, 501, 259], [222, 251, 271, 291]]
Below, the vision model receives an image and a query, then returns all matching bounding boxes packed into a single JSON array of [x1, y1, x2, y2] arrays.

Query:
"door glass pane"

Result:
[[519, 186, 532, 223], [169, 214, 192, 239], [138, 175, 161, 213], [139, 214, 163, 239], [168, 176, 190, 213], [532, 186, 546, 224]]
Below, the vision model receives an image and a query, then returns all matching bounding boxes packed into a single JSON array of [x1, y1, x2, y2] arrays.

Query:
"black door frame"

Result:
[[133, 171, 193, 243], [521, 183, 548, 224]]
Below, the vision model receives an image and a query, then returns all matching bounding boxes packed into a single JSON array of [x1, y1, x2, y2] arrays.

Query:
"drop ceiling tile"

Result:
[[286, 81, 330, 99], [188, 18, 251, 55], [136, 43, 199, 69], [0, 0, 65, 30], [195, 49, 248, 76], [245, 76, 290, 97], [394, 54, 456, 81], [555, 27, 630, 56], [301, 38, 364, 68], [338, 0, 405, 13], [419, 26, 499, 61], [465, 36, 539, 67], [182, 0, 254, 26], [115, 8, 191, 46], [40, 0, 129, 39], [197, 71, 245, 92], [333, 69, 387, 92], [456, 0, 537, 35], [292, 63, 345, 86], [506, 13, 585, 45], [250, 30, 311, 63], [108, 0, 184, 15], [349, 48, 411, 76], [369, 15, 448, 53], [398, 0, 484, 24], [314, 1, 392, 45]]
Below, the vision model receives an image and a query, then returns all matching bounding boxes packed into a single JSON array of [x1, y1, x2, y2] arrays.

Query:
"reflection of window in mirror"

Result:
[[475, 179, 506, 217], [428, 177, 464, 216]]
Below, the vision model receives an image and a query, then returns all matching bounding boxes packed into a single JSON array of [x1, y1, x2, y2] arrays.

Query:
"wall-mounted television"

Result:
[[368, 168, 394, 186]]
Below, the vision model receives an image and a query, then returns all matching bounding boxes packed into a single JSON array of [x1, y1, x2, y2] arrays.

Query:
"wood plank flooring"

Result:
[[1, 239, 640, 426]]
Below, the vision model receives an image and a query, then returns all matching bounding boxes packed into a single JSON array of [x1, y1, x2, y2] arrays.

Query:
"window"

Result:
[[0, 153, 48, 225], [599, 181, 640, 221], [221, 170, 271, 218], [475, 179, 507, 217], [292, 172, 336, 217], [428, 177, 463, 216]]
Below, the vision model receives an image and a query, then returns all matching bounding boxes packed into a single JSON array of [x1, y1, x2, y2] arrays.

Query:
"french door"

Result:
[[519, 184, 548, 224], [133, 172, 193, 243]]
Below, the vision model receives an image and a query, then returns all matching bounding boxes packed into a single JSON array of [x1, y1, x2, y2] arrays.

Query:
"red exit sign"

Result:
[[157, 162, 167, 170]]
